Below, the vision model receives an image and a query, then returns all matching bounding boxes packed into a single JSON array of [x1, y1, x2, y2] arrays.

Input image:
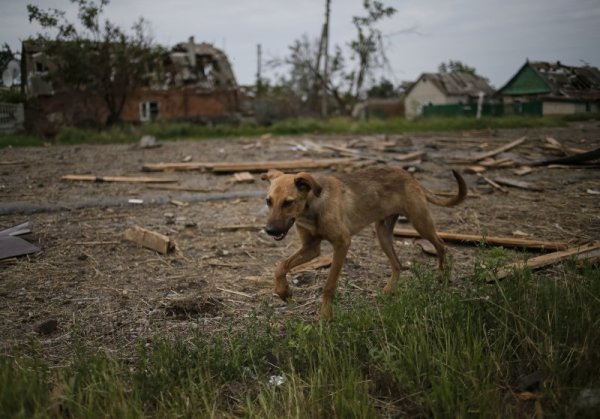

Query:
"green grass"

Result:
[[2, 254, 599, 418], [3, 113, 596, 148]]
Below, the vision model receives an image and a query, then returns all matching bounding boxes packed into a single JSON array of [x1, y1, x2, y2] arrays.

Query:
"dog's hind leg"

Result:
[[376, 214, 403, 294]]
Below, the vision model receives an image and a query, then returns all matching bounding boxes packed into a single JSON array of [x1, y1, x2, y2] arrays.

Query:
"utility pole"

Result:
[[256, 43, 262, 96], [321, 0, 331, 118]]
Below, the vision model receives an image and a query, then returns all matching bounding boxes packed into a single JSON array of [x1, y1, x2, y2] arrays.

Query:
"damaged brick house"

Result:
[[23, 37, 242, 133]]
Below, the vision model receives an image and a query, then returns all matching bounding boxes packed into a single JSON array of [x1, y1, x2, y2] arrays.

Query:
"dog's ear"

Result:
[[294, 172, 322, 197], [261, 169, 284, 183]]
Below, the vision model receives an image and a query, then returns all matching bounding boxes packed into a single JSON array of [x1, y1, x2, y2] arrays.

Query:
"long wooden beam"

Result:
[[393, 228, 568, 251]]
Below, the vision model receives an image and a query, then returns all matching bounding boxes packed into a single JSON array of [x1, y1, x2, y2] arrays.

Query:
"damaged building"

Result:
[[497, 60, 600, 115], [22, 37, 243, 133]]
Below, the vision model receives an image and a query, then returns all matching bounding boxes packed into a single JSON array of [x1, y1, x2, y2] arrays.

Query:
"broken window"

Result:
[[139, 101, 159, 122]]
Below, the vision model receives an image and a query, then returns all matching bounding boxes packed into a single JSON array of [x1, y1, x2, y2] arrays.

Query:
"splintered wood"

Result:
[[124, 226, 175, 254]]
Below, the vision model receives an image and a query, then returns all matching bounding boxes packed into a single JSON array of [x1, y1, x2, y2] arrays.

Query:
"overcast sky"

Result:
[[2, 0, 599, 89]]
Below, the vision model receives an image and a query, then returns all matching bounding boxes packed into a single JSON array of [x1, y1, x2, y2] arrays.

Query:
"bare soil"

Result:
[[1, 122, 599, 363]]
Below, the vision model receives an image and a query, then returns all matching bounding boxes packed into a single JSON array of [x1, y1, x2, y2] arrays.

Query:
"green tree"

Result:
[[27, 0, 160, 125]]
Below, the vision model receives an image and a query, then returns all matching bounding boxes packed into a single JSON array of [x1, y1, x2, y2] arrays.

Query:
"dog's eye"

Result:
[[266, 198, 273, 207], [282, 200, 294, 209]]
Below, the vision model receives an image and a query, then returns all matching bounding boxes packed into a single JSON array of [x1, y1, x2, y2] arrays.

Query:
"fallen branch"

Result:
[[62, 174, 178, 183], [494, 242, 600, 280], [393, 228, 569, 251]]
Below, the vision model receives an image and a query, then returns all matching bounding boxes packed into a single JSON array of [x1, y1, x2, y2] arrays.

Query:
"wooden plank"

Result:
[[142, 158, 357, 173], [142, 162, 214, 172], [393, 228, 569, 251], [494, 242, 600, 280], [124, 226, 175, 254], [62, 174, 178, 183], [210, 158, 358, 173], [471, 136, 527, 162]]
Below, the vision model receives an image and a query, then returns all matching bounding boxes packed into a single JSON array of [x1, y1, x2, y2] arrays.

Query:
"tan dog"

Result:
[[261, 166, 467, 319]]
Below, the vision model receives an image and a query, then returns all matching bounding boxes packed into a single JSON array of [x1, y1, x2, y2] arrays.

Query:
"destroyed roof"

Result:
[[412, 72, 495, 97], [168, 38, 238, 89], [499, 60, 600, 100]]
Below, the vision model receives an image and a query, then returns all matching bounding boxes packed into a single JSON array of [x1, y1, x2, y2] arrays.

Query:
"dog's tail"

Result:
[[424, 170, 467, 207]]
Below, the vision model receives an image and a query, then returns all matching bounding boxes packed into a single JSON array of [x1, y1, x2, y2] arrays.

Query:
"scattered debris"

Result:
[[0, 221, 32, 236], [544, 136, 587, 155], [465, 165, 486, 174], [124, 226, 175, 254], [393, 228, 569, 251], [128, 198, 144, 204], [232, 171, 255, 184], [62, 174, 178, 183], [477, 174, 509, 193], [0, 221, 40, 260], [470, 136, 527, 162], [268, 375, 285, 386], [138, 135, 161, 149], [532, 147, 600, 166], [493, 177, 543, 191], [0, 235, 40, 260], [513, 166, 533, 176], [494, 242, 600, 280], [587, 189, 600, 195]]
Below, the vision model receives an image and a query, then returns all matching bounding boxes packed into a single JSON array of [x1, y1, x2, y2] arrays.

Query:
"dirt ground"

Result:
[[1, 122, 599, 363]]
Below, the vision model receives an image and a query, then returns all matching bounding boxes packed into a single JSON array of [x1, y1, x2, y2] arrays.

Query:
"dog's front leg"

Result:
[[274, 236, 321, 300], [319, 237, 350, 320]]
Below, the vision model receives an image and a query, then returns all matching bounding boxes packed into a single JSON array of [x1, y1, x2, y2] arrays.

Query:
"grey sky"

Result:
[[2, 0, 599, 89]]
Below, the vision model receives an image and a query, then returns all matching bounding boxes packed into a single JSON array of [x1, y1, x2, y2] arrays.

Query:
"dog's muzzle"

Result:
[[265, 219, 295, 241]]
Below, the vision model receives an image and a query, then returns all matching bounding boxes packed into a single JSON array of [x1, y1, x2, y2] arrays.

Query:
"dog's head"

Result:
[[260, 169, 322, 241]]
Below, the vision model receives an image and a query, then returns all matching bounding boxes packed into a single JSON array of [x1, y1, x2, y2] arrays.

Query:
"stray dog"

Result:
[[261, 166, 467, 319]]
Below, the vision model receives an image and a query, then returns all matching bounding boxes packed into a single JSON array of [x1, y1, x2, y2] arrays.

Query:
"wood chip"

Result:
[[232, 172, 255, 184], [513, 166, 533, 176], [471, 136, 527, 162]]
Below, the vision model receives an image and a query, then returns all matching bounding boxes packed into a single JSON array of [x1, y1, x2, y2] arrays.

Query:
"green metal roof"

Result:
[[498, 63, 552, 96]]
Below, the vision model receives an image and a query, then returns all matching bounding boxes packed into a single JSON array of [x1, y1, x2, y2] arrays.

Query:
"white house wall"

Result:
[[404, 78, 474, 119], [404, 79, 446, 119]]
